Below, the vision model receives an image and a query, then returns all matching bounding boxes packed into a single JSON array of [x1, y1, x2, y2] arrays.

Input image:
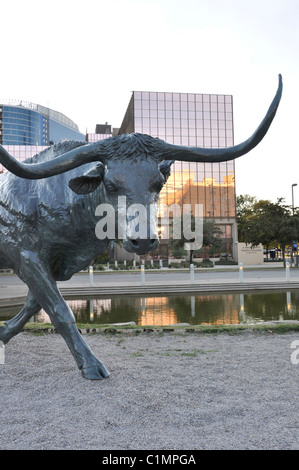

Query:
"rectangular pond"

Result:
[[1, 289, 299, 326]]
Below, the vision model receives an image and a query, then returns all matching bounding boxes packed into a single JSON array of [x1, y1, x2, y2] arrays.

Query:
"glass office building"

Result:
[[118, 90, 237, 259], [0, 100, 85, 173], [0, 100, 85, 146]]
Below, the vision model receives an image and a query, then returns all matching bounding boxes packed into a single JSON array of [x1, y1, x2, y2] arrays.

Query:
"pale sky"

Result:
[[2, 0, 298, 205]]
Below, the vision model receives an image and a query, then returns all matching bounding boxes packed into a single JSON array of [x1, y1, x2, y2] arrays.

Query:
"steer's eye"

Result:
[[151, 178, 165, 193], [159, 160, 173, 183]]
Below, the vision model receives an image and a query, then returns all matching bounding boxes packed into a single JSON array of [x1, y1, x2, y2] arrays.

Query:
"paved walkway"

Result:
[[0, 262, 298, 307]]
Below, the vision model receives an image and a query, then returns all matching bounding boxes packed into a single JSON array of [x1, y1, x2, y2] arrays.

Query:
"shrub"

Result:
[[215, 259, 238, 265]]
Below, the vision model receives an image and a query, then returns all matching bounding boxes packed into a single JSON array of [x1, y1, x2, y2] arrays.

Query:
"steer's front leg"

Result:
[[18, 250, 110, 380]]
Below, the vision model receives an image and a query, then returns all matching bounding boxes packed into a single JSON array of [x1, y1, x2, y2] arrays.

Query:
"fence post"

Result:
[[141, 264, 145, 285], [89, 265, 94, 287], [286, 262, 290, 281], [239, 263, 244, 282], [190, 263, 195, 284]]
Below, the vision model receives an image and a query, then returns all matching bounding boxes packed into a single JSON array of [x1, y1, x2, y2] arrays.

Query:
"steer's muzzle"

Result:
[[125, 237, 159, 255]]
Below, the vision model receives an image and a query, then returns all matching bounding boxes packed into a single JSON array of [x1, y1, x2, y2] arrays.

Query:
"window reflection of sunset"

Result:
[[158, 168, 235, 218]]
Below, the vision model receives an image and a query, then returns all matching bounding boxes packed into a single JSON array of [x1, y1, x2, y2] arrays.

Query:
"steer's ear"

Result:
[[159, 160, 174, 183], [68, 163, 105, 195]]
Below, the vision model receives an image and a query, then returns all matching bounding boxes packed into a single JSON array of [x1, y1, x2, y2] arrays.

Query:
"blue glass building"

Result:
[[0, 100, 85, 146]]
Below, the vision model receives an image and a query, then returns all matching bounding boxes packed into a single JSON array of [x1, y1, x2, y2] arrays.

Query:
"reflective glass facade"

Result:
[[1, 106, 48, 145], [119, 90, 237, 258], [48, 118, 85, 143], [0, 101, 85, 146]]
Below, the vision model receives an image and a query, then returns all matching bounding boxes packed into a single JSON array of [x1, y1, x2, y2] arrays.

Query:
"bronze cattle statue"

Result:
[[0, 76, 282, 379]]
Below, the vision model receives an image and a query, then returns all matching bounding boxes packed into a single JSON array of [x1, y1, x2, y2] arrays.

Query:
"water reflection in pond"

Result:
[[1, 290, 299, 326]]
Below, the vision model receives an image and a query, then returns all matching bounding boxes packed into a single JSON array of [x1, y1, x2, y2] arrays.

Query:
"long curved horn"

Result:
[[0, 75, 282, 179], [156, 74, 282, 162], [0, 139, 110, 179]]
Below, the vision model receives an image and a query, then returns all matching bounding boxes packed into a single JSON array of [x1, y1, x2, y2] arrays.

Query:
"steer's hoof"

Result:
[[81, 363, 110, 380]]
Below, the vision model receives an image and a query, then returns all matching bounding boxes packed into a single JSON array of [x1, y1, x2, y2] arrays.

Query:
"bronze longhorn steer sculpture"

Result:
[[0, 76, 282, 379]]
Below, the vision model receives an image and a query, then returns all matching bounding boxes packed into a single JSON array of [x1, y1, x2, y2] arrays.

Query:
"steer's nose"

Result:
[[128, 237, 159, 254]]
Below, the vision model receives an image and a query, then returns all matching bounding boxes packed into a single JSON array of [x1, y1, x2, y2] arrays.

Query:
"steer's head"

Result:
[[0, 76, 282, 256], [68, 146, 174, 254]]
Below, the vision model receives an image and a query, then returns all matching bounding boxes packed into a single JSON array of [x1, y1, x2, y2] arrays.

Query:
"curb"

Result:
[[0, 281, 299, 309], [59, 282, 299, 298], [21, 320, 299, 337]]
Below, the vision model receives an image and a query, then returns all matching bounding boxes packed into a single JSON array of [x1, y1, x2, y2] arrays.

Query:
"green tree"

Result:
[[237, 195, 299, 263], [168, 215, 223, 265], [236, 194, 257, 225]]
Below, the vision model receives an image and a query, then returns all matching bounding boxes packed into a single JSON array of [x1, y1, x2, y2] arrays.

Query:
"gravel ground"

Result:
[[1, 329, 299, 450]]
